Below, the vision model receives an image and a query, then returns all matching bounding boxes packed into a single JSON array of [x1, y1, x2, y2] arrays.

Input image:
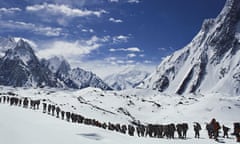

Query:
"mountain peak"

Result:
[[141, 0, 240, 96], [0, 37, 111, 90], [15, 39, 34, 52], [47, 56, 71, 74], [3, 39, 37, 66], [16, 39, 25, 46]]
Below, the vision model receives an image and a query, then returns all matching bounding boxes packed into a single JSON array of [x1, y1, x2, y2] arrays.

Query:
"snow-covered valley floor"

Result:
[[0, 86, 240, 144], [0, 104, 238, 144]]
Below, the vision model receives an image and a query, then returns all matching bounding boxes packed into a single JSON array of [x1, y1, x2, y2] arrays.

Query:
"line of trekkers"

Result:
[[0, 95, 240, 142]]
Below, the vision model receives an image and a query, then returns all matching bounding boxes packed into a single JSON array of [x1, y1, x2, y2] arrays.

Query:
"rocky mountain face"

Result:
[[141, 0, 240, 96], [0, 39, 58, 87], [104, 67, 150, 90], [43, 56, 112, 90], [0, 37, 17, 57], [0, 39, 112, 90]]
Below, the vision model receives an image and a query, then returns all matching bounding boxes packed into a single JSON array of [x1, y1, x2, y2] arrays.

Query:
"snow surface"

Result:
[[1, 104, 238, 144], [0, 86, 240, 144]]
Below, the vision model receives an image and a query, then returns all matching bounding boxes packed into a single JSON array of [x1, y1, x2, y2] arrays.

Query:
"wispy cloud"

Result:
[[109, 17, 123, 23], [0, 7, 21, 14], [127, 53, 136, 58], [108, 0, 119, 2], [158, 47, 167, 51], [37, 36, 106, 58], [144, 60, 152, 64], [81, 28, 94, 33], [109, 47, 141, 52], [128, 0, 140, 3], [113, 35, 129, 43], [108, 0, 140, 4], [26, 3, 107, 18], [104, 56, 136, 65], [139, 54, 145, 57], [0, 20, 63, 37]]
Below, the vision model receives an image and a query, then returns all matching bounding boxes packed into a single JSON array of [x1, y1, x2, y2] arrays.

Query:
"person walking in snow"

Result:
[[47, 104, 52, 114], [222, 125, 230, 138], [56, 106, 61, 118], [233, 123, 240, 142], [193, 122, 201, 138], [23, 97, 29, 108], [209, 118, 221, 141], [51, 105, 55, 116], [61, 110, 65, 120], [42, 103, 47, 113]]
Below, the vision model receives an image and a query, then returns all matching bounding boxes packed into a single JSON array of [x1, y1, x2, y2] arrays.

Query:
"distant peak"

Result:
[[47, 55, 71, 74], [49, 56, 69, 65], [15, 39, 33, 52], [16, 39, 25, 46]]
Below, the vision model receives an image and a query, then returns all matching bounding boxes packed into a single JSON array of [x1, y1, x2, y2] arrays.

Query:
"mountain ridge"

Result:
[[140, 0, 240, 96], [0, 38, 112, 90]]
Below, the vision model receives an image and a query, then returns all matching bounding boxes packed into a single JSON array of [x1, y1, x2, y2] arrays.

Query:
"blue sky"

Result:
[[0, 0, 226, 77]]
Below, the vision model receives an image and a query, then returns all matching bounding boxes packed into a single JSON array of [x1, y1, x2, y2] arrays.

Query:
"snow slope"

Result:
[[141, 0, 240, 96], [0, 86, 239, 144], [0, 88, 240, 144], [0, 104, 238, 144]]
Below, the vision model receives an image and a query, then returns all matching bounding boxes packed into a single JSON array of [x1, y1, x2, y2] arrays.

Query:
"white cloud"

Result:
[[126, 60, 135, 64], [109, 47, 141, 52], [0, 7, 21, 13], [37, 27, 62, 36], [113, 35, 129, 43], [108, 0, 119, 2], [0, 20, 63, 37], [127, 53, 136, 58], [89, 29, 94, 33], [158, 47, 167, 51], [109, 17, 123, 23], [139, 54, 145, 57], [144, 60, 152, 64], [26, 3, 107, 17], [37, 36, 104, 58], [108, 0, 140, 4], [128, 0, 140, 3], [81, 28, 94, 33], [105, 57, 117, 62]]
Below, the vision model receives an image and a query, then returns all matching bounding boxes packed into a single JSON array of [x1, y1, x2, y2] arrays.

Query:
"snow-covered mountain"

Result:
[[0, 39, 59, 87], [0, 37, 37, 57], [44, 56, 71, 74], [69, 67, 112, 90], [0, 37, 17, 57], [141, 0, 240, 96], [42, 56, 112, 90], [0, 39, 111, 90], [104, 67, 150, 90]]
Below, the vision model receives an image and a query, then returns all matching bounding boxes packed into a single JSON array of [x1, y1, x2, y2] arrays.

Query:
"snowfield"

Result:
[[0, 86, 239, 144]]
